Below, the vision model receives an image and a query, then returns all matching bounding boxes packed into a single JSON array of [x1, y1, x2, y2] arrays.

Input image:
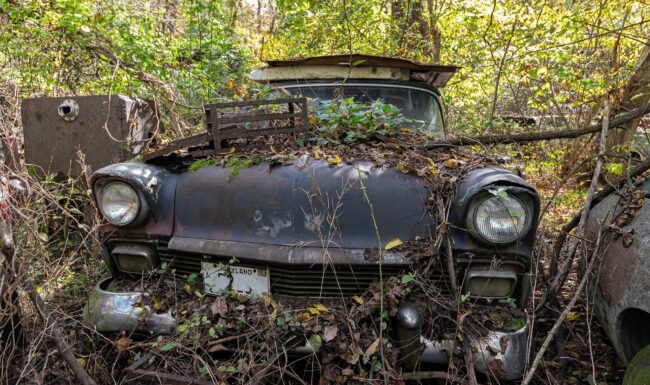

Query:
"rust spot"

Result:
[[500, 335, 510, 353], [487, 358, 507, 379]]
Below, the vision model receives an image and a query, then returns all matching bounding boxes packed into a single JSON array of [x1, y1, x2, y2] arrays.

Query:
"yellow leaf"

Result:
[[313, 303, 329, 313], [385, 238, 403, 251], [430, 168, 437, 175], [446, 159, 460, 169], [219, 147, 236, 155], [263, 293, 273, 307], [328, 154, 341, 166], [226, 79, 234, 90], [309, 116, 317, 125], [566, 312, 579, 322], [152, 297, 161, 311], [115, 336, 132, 352], [309, 307, 320, 315], [426, 157, 436, 167], [395, 162, 410, 173], [76, 358, 87, 369], [352, 295, 364, 305]]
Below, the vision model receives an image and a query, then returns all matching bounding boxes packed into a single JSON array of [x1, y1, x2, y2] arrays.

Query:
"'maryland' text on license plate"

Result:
[[202, 262, 270, 297]]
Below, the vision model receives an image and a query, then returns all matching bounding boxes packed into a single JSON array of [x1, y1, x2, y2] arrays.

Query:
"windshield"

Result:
[[282, 84, 444, 137]]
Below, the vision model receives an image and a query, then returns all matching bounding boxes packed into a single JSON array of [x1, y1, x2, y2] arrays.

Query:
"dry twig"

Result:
[[536, 100, 610, 312]]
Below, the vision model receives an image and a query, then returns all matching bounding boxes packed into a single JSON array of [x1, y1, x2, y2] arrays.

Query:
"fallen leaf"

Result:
[[365, 337, 381, 356], [309, 307, 320, 315], [323, 325, 338, 342], [328, 154, 341, 166], [151, 297, 161, 311], [263, 293, 274, 308], [385, 238, 403, 251], [226, 79, 234, 90], [446, 159, 460, 169], [160, 342, 175, 351], [115, 336, 132, 352], [401, 274, 414, 283], [312, 303, 329, 313], [219, 147, 236, 155], [352, 295, 364, 305], [76, 357, 87, 369], [308, 334, 322, 351], [210, 297, 228, 317], [209, 343, 228, 353], [566, 312, 579, 322]]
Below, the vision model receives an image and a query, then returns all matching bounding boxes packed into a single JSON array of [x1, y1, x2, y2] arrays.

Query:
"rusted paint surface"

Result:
[[486, 359, 507, 379], [586, 179, 650, 364], [167, 237, 413, 265], [172, 158, 435, 251], [21, 95, 157, 176]]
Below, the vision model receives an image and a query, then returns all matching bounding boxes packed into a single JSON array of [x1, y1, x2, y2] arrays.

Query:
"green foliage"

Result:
[[311, 97, 413, 145], [264, 0, 648, 136], [2, 0, 647, 141], [224, 156, 259, 181], [188, 158, 218, 172], [0, 0, 251, 105]]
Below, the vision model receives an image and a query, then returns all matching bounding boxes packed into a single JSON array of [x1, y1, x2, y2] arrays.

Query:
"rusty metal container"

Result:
[[21, 95, 158, 176]]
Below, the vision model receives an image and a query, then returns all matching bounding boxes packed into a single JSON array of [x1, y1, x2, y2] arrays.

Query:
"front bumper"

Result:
[[83, 278, 528, 380]]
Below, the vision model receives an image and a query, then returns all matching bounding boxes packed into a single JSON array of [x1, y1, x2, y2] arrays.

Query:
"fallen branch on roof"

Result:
[[421, 103, 650, 149]]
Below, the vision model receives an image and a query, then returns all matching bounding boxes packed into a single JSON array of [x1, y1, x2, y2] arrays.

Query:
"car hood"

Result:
[[170, 157, 435, 261]]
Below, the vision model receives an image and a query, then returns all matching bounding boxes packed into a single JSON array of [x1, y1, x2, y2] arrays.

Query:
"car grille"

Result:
[[109, 238, 452, 297]]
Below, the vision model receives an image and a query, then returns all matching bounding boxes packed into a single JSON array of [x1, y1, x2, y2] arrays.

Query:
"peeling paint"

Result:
[[254, 210, 294, 238]]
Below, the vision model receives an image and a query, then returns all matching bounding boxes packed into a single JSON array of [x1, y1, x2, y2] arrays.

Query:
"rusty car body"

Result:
[[585, 178, 650, 383], [75, 55, 540, 381]]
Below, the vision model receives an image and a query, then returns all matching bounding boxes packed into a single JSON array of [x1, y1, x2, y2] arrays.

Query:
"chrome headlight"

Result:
[[468, 190, 532, 244], [97, 181, 141, 226]]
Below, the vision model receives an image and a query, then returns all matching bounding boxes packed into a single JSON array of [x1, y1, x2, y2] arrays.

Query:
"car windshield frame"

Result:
[[276, 81, 446, 138]]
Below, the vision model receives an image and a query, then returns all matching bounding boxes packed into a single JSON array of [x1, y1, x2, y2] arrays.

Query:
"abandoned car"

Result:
[[586, 177, 650, 384], [48, 55, 542, 380]]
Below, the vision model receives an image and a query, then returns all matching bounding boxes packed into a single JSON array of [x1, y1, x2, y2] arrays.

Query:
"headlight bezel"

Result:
[[466, 188, 534, 246], [95, 179, 149, 227]]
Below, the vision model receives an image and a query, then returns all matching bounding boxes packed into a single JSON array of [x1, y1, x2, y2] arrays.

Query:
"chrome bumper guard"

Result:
[[82, 278, 176, 335]]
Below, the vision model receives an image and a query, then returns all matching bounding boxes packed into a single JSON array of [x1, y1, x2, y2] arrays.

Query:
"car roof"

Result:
[[250, 54, 459, 88]]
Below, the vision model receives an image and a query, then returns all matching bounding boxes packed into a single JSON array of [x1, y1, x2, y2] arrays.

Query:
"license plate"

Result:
[[202, 262, 269, 297]]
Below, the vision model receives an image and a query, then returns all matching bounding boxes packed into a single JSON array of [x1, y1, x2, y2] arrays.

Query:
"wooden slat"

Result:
[[205, 97, 307, 109], [214, 111, 305, 124]]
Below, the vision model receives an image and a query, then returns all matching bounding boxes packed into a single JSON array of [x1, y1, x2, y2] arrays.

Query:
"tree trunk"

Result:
[[391, 0, 441, 62], [607, 40, 650, 156]]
